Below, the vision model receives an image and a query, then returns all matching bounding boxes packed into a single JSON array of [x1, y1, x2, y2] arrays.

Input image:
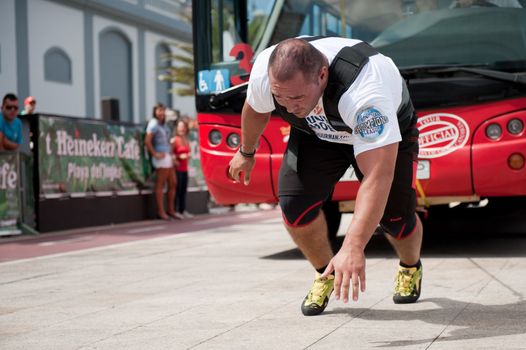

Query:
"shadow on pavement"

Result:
[[326, 297, 526, 348], [262, 204, 526, 260]]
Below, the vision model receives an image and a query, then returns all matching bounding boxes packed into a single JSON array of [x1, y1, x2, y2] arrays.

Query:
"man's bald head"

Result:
[[268, 38, 327, 84]]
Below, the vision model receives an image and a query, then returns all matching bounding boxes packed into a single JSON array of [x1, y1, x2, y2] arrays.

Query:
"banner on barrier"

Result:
[[0, 153, 21, 235], [38, 116, 151, 198]]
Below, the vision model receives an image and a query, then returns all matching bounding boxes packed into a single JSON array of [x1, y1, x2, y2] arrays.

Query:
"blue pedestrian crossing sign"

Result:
[[197, 69, 230, 94]]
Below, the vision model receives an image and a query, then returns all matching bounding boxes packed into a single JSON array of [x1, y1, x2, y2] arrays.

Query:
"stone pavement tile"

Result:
[[68, 287, 308, 349], [436, 303, 526, 343], [309, 294, 476, 350], [309, 319, 443, 350], [2, 216, 526, 350], [0, 220, 302, 349], [427, 334, 526, 350], [468, 258, 526, 298], [191, 312, 351, 350], [1, 288, 199, 349], [186, 293, 392, 350], [67, 257, 501, 350], [0, 258, 193, 309], [0, 328, 121, 350], [168, 260, 401, 349], [0, 220, 292, 305], [423, 258, 526, 349], [307, 257, 526, 350], [0, 262, 296, 344]]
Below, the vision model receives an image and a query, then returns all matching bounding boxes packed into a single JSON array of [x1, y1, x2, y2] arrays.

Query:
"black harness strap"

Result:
[[276, 40, 379, 171], [272, 38, 415, 172], [323, 42, 379, 133], [273, 41, 378, 135]]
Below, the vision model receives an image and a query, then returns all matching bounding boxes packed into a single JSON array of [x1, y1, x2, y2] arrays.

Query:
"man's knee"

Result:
[[280, 195, 325, 227], [380, 213, 418, 240]]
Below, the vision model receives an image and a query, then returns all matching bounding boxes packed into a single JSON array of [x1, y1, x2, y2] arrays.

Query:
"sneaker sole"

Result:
[[301, 296, 330, 316]]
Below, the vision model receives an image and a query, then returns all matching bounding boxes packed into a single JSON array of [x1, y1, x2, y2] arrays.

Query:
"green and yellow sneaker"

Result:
[[393, 264, 423, 304], [301, 273, 334, 316]]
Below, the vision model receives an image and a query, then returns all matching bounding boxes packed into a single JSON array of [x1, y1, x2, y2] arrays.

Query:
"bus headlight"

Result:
[[208, 129, 222, 145], [485, 123, 502, 140], [226, 133, 240, 148], [507, 119, 524, 135]]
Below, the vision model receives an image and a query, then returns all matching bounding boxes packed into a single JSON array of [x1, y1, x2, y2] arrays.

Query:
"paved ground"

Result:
[[1, 208, 526, 349]]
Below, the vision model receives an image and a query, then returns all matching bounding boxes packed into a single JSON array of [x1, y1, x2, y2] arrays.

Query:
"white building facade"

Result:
[[0, 0, 194, 122]]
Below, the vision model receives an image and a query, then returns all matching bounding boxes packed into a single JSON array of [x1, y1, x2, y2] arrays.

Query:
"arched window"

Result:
[[44, 47, 72, 84], [99, 29, 133, 122], [156, 43, 173, 108]]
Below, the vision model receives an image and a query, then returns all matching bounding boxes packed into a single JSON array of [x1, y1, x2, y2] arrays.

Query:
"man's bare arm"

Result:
[[2, 137, 19, 151], [323, 142, 398, 302], [240, 103, 271, 152], [344, 142, 398, 250], [228, 103, 270, 185]]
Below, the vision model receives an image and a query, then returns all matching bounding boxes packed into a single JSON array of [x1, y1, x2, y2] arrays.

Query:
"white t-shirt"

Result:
[[246, 37, 403, 156]]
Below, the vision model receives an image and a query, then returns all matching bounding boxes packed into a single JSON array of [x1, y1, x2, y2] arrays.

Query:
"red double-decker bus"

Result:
[[193, 0, 526, 237]]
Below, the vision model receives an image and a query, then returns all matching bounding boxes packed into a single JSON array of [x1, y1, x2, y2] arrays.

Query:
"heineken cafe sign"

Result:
[[39, 116, 150, 198], [0, 154, 20, 235]]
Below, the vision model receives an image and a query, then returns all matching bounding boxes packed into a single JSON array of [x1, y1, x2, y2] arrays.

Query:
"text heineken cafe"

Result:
[[46, 130, 141, 160]]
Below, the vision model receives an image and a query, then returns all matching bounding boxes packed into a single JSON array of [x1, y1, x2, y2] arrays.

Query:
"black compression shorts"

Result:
[[278, 114, 420, 239]]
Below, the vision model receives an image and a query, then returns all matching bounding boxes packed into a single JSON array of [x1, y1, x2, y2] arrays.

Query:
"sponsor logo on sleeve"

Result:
[[354, 107, 388, 142], [304, 103, 352, 143], [417, 113, 469, 158]]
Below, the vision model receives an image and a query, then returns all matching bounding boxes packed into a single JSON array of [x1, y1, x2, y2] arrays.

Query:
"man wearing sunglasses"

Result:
[[0, 93, 23, 151]]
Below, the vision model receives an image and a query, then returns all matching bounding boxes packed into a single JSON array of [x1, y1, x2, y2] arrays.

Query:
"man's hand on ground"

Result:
[[322, 247, 366, 302]]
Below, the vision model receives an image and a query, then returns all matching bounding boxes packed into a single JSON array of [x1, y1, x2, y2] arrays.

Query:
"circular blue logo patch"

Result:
[[354, 108, 388, 141]]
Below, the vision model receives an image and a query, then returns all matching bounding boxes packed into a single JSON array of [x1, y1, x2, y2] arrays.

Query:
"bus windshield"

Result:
[[195, 0, 526, 99]]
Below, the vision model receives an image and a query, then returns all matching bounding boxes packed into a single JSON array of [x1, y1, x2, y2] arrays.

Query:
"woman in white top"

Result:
[[145, 103, 178, 220]]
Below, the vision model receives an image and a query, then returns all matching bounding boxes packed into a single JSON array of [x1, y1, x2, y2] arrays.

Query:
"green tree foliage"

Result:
[[156, 6, 269, 96], [157, 10, 195, 97], [158, 43, 195, 96]]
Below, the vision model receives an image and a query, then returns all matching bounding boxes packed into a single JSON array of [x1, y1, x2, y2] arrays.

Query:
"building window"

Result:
[[156, 43, 173, 108], [99, 29, 133, 122], [44, 47, 72, 84]]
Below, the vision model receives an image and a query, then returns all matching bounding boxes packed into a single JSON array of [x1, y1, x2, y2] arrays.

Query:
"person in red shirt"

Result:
[[21, 96, 37, 115], [171, 119, 193, 219]]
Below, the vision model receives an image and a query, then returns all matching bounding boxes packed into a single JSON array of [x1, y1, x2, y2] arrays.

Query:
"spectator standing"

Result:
[[0, 93, 23, 151], [171, 119, 193, 219], [20, 96, 36, 115], [144, 103, 179, 220]]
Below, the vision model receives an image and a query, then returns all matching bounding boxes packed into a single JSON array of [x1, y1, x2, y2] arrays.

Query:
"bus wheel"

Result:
[[322, 200, 342, 252]]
